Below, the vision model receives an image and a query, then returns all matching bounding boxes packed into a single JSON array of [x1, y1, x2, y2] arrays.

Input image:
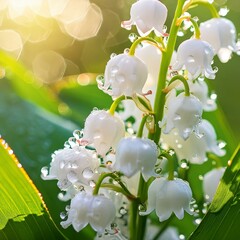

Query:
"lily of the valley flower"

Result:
[[163, 92, 203, 140], [162, 119, 225, 164], [83, 110, 125, 156], [42, 146, 99, 190], [121, 0, 168, 36], [140, 177, 192, 221], [102, 53, 148, 98], [189, 80, 217, 111], [173, 39, 215, 80], [114, 137, 158, 181], [61, 192, 116, 233], [203, 167, 225, 202], [200, 18, 237, 63]]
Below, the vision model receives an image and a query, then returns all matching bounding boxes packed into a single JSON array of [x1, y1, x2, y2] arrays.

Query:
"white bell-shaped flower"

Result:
[[83, 110, 125, 156], [114, 137, 158, 181], [173, 39, 215, 80], [189, 80, 217, 111], [42, 146, 99, 190], [140, 177, 192, 221], [162, 119, 225, 164], [163, 92, 203, 140], [102, 53, 148, 98], [200, 18, 237, 63], [121, 0, 168, 36], [203, 167, 225, 202], [61, 192, 116, 233]]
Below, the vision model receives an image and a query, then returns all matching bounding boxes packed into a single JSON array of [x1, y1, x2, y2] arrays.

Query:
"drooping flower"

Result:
[[163, 92, 203, 140], [203, 168, 225, 202], [61, 192, 116, 233], [114, 137, 158, 181], [101, 53, 148, 98], [173, 39, 215, 80], [121, 0, 168, 37], [189, 80, 217, 111], [140, 177, 192, 221], [42, 146, 99, 190], [162, 119, 225, 164], [83, 110, 125, 156], [200, 18, 237, 63]]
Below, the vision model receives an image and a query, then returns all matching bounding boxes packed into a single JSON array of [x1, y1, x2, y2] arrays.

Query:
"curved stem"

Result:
[[177, 16, 201, 39], [129, 37, 164, 56], [183, 0, 219, 18], [164, 75, 190, 96], [109, 95, 126, 115], [137, 115, 148, 138]]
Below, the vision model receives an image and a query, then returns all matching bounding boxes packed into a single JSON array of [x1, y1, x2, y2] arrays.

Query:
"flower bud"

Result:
[[173, 39, 215, 80], [102, 53, 148, 98], [114, 137, 158, 181], [140, 177, 192, 221], [200, 18, 237, 63], [83, 110, 125, 156], [61, 192, 116, 233], [122, 0, 168, 37], [163, 92, 203, 140]]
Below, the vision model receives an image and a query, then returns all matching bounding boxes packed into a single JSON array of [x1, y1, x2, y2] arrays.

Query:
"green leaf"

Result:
[[189, 145, 240, 240], [0, 138, 66, 239]]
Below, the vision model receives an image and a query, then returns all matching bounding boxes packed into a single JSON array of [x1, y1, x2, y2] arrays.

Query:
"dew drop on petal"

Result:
[[60, 211, 67, 220], [124, 48, 130, 54], [89, 180, 96, 188], [68, 137, 77, 147], [128, 33, 137, 42], [218, 140, 226, 149], [82, 167, 94, 179], [110, 53, 117, 59], [67, 171, 78, 183], [73, 129, 83, 139], [41, 166, 49, 178], [64, 141, 71, 148], [119, 207, 127, 215]]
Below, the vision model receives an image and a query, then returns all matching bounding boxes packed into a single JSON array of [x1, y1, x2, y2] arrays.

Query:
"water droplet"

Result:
[[106, 160, 112, 165], [68, 137, 77, 148], [169, 149, 175, 156], [65, 205, 70, 211], [89, 180, 96, 188], [93, 107, 99, 111], [198, 175, 203, 180], [124, 48, 130, 54], [194, 218, 202, 225], [219, 6, 229, 16], [17, 163, 22, 168], [177, 30, 184, 37], [193, 16, 199, 22], [174, 115, 181, 121], [180, 160, 188, 169], [67, 171, 78, 183], [41, 166, 49, 178], [73, 129, 83, 139], [163, 25, 167, 33], [57, 179, 70, 190], [119, 207, 127, 215], [64, 141, 71, 148], [217, 140, 226, 149], [128, 33, 137, 42], [177, 143, 183, 149], [179, 234, 185, 240], [196, 132, 205, 139], [111, 66, 119, 74], [155, 168, 162, 174], [82, 168, 94, 179], [60, 212, 67, 220], [110, 53, 117, 59], [138, 204, 146, 211]]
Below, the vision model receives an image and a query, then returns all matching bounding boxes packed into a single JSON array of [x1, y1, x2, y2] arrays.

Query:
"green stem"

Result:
[[129, 37, 162, 56], [152, 0, 185, 144], [109, 95, 126, 115], [164, 75, 190, 96], [207, 153, 223, 168], [184, 0, 219, 18], [161, 152, 175, 180], [137, 115, 148, 138]]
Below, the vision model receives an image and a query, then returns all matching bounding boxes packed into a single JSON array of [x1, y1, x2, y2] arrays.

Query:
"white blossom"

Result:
[[42, 146, 99, 190], [140, 177, 192, 221], [114, 137, 158, 181], [173, 39, 215, 80], [102, 53, 148, 98], [121, 0, 168, 36], [189, 80, 217, 111], [200, 18, 237, 63], [203, 168, 225, 202], [162, 119, 225, 164], [163, 92, 203, 140], [83, 110, 125, 156], [61, 192, 116, 233]]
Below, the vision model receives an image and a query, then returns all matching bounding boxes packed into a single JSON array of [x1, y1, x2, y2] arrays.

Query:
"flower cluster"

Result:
[[42, 0, 237, 239]]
